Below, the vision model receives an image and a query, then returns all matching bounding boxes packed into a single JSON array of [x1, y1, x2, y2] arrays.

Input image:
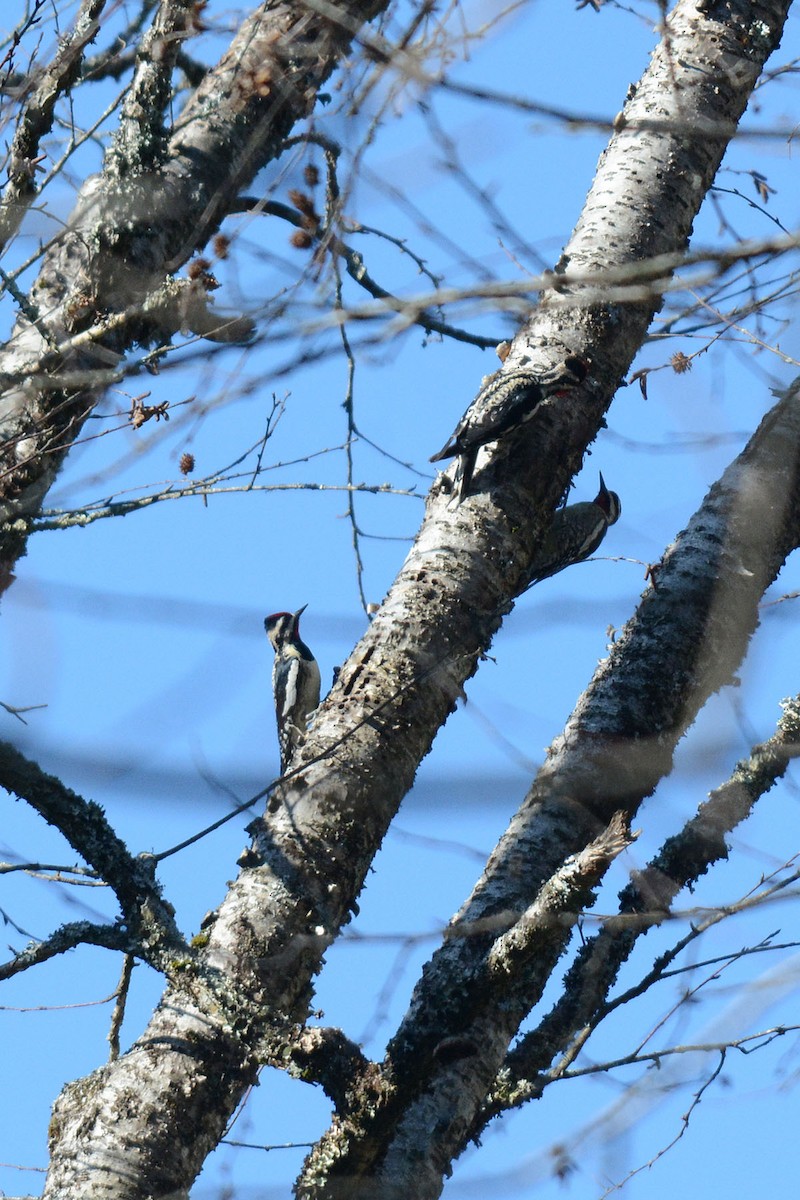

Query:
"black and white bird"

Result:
[[264, 605, 321, 773], [430, 355, 588, 504], [527, 472, 621, 585]]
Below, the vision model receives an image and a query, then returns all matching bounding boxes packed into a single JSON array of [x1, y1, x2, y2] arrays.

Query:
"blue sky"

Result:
[[2, 0, 800, 1196]]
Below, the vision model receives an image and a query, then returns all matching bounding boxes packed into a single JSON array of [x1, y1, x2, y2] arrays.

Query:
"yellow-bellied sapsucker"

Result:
[[527, 472, 621, 584], [264, 605, 321, 773], [430, 355, 588, 505]]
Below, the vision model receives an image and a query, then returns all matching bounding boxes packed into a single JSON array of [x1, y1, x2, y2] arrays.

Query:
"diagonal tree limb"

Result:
[[297, 375, 800, 1198], [0, 0, 108, 255], [0, 0, 391, 581], [0, 918, 128, 981], [108, 0, 199, 178], [38, 2, 793, 1197], [0, 740, 187, 969], [479, 691, 800, 1126]]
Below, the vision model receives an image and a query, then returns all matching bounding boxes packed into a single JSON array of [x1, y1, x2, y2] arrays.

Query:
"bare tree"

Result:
[[1, 0, 799, 1197]]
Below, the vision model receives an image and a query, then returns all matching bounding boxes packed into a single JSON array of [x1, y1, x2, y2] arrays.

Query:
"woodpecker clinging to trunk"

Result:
[[430, 355, 588, 505], [527, 472, 621, 584], [264, 605, 321, 773]]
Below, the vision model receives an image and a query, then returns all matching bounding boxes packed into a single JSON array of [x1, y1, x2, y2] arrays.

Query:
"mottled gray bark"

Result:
[[0, 0, 386, 581], [0, 0, 108, 254], [479, 687, 800, 1129], [289, 1, 796, 1194], [0, 740, 188, 984], [3, 0, 793, 1198], [351, 384, 800, 1200]]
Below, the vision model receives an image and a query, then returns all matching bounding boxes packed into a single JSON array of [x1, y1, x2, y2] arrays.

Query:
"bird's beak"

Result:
[[293, 604, 308, 620], [598, 471, 607, 491]]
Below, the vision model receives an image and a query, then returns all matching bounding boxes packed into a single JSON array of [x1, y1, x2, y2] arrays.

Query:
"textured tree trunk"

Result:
[[0, 0, 386, 585], [7, 1, 792, 1197]]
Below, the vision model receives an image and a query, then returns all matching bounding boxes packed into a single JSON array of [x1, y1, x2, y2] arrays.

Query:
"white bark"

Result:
[[0, 0, 385, 561], [0, 1, 794, 1198]]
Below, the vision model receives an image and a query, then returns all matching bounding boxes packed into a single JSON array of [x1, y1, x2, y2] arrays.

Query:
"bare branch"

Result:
[[0, 0, 394, 588], [480, 693, 800, 1124], [16, 2, 795, 1197], [0, 0, 107, 254], [298, 373, 800, 1195], [0, 740, 187, 968], [0, 919, 128, 981], [233, 193, 499, 348], [108, 954, 135, 1061], [108, 0, 198, 177], [0, 699, 47, 724]]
